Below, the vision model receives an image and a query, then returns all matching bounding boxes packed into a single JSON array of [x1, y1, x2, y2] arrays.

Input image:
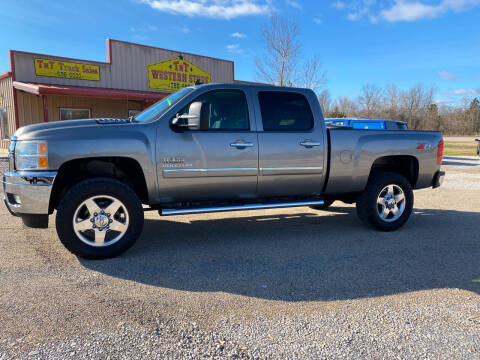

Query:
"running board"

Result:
[[160, 200, 324, 216]]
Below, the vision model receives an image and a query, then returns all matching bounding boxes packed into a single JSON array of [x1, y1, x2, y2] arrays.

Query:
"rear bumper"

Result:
[[2, 171, 57, 215], [432, 170, 445, 189]]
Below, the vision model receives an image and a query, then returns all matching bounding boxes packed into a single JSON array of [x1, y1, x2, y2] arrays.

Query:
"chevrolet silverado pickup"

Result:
[[2, 84, 445, 259]]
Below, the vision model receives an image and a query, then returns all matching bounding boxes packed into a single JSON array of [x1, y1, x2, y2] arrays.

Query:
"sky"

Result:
[[0, 0, 479, 105]]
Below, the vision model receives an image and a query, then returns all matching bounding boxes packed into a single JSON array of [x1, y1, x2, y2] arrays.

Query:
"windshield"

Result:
[[134, 87, 194, 123]]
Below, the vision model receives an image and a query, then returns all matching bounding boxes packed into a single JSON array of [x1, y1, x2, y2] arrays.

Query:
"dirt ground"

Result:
[[0, 156, 479, 359]]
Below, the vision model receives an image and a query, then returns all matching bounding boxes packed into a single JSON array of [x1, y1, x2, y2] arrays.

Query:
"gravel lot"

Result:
[[0, 156, 479, 359]]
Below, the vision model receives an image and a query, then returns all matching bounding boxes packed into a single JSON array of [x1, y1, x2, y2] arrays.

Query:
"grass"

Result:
[[444, 141, 478, 156]]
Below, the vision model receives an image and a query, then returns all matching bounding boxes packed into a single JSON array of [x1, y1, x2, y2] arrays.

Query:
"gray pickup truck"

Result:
[[2, 84, 445, 258]]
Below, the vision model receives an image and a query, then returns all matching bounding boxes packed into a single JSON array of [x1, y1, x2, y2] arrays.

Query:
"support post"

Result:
[[42, 95, 48, 122]]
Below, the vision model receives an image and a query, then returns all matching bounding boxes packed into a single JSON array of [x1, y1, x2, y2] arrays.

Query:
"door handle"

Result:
[[300, 141, 321, 148], [230, 141, 254, 148]]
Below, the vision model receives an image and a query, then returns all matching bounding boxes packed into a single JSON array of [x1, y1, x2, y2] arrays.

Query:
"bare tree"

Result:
[[256, 15, 301, 86], [335, 96, 357, 117], [296, 55, 326, 92], [318, 89, 332, 115], [358, 84, 384, 118], [400, 84, 436, 129], [327, 82, 478, 135], [384, 84, 400, 119], [426, 103, 441, 130]]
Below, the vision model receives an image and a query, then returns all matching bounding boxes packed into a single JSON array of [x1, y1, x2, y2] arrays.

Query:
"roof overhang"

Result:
[[0, 71, 12, 80], [12, 81, 169, 102]]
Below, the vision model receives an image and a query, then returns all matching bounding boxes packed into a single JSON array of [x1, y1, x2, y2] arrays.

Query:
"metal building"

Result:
[[0, 39, 239, 149]]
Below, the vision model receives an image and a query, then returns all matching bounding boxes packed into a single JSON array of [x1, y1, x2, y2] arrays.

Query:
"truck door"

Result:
[[156, 88, 258, 202], [255, 90, 326, 197]]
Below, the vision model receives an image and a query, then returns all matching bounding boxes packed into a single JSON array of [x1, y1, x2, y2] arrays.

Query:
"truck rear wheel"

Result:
[[356, 171, 413, 231], [55, 178, 144, 259]]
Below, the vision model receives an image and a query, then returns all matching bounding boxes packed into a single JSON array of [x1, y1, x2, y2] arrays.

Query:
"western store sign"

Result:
[[147, 56, 211, 92]]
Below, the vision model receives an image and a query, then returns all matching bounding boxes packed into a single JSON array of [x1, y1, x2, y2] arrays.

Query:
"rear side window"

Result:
[[258, 91, 314, 131]]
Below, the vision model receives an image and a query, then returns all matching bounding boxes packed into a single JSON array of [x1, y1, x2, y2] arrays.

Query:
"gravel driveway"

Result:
[[0, 156, 479, 359]]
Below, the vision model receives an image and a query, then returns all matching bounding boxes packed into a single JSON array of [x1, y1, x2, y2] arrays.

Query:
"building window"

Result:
[[1, 108, 9, 139], [128, 109, 141, 118], [60, 108, 91, 121]]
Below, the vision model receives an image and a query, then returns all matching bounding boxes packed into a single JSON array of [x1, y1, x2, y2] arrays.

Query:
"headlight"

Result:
[[15, 141, 48, 170]]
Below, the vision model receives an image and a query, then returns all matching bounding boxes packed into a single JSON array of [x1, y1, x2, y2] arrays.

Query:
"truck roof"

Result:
[[193, 82, 313, 92]]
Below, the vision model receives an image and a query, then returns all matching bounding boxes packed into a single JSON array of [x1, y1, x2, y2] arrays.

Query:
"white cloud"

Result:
[[443, 88, 480, 95], [227, 44, 244, 53], [381, 1, 442, 21], [286, 0, 302, 9], [333, 0, 480, 22], [332, 1, 345, 9], [173, 25, 191, 33], [130, 24, 158, 32], [313, 16, 323, 24], [231, 32, 246, 38], [140, 0, 272, 19], [438, 70, 457, 80]]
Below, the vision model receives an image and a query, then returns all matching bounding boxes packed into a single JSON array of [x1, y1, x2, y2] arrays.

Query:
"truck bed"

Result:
[[325, 128, 443, 194]]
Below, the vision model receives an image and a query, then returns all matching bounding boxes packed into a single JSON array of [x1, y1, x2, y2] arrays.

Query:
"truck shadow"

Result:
[[443, 156, 479, 161], [81, 207, 479, 301], [442, 161, 478, 167]]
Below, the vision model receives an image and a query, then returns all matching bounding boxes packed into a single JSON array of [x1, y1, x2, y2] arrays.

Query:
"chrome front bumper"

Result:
[[2, 171, 57, 215]]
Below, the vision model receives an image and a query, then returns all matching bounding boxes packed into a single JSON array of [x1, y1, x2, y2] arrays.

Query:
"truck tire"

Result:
[[55, 178, 144, 259], [356, 171, 413, 231], [310, 199, 335, 210]]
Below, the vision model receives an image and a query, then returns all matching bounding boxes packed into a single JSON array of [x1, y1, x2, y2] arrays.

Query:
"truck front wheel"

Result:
[[356, 171, 413, 231], [55, 178, 144, 259]]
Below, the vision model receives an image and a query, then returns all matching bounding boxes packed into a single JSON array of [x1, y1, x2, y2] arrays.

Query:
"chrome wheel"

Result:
[[376, 184, 405, 223], [73, 195, 129, 247]]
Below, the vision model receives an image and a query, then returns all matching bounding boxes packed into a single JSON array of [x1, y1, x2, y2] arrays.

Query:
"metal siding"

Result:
[[0, 75, 16, 145], [13, 41, 234, 92], [46, 95, 142, 122], [16, 91, 43, 127]]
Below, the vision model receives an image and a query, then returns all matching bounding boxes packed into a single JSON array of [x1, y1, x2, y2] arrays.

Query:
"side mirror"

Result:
[[171, 101, 209, 131]]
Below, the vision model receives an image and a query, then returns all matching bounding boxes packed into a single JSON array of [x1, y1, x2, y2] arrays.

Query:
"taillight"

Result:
[[437, 140, 444, 165]]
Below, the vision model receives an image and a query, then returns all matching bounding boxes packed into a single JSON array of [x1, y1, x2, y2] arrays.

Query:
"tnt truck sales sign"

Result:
[[147, 56, 211, 92], [34, 58, 100, 81]]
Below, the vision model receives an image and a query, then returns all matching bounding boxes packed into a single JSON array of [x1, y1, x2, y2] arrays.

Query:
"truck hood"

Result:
[[13, 118, 132, 140]]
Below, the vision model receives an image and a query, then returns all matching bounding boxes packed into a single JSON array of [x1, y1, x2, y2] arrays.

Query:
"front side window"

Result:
[[134, 87, 193, 123], [60, 108, 91, 121], [258, 91, 314, 131], [180, 90, 250, 131], [1, 108, 9, 139]]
